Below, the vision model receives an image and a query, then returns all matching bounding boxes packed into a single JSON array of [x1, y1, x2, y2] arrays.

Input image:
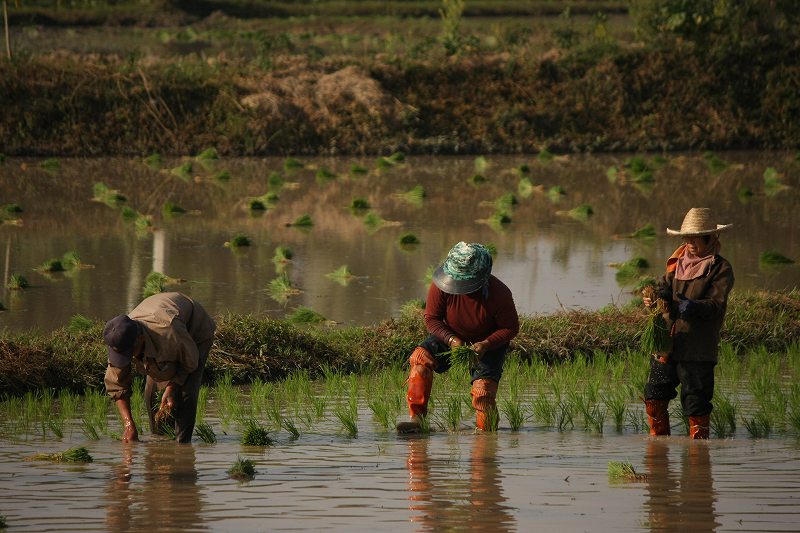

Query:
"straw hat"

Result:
[[666, 207, 733, 237], [432, 241, 493, 295]]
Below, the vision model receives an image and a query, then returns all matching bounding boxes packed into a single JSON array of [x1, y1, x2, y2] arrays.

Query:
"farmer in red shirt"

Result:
[[397, 242, 519, 432]]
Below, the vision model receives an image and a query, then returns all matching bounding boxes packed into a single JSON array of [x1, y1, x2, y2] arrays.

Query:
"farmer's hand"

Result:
[[448, 336, 463, 348], [471, 340, 490, 356], [642, 296, 653, 308], [122, 420, 139, 443], [161, 383, 176, 411], [677, 294, 697, 318]]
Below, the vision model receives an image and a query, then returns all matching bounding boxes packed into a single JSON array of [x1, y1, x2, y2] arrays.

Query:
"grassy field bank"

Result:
[[0, 289, 797, 396]]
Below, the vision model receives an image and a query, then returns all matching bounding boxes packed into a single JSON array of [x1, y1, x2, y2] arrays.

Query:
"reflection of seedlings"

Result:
[[704, 151, 728, 173], [268, 273, 301, 302], [7, 274, 29, 290], [630, 223, 655, 240], [228, 457, 256, 481], [162, 201, 186, 216], [242, 419, 274, 446], [316, 168, 337, 183], [759, 250, 794, 266], [289, 306, 326, 324], [194, 422, 217, 444], [287, 214, 313, 228], [608, 461, 647, 481], [565, 203, 593, 221], [28, 446, 93, 463], [537, 148, 554, 162], [326, 265, 354, 285], [284, 157, 304, 171], [143, 153, 163, 169], [92, 182, 127, 208], [350, 164, 368, 176], [398, 232, 420, 246], [546, 186, 565, 202], [224, 234, 251, 248], [170, 162, 193, 181]]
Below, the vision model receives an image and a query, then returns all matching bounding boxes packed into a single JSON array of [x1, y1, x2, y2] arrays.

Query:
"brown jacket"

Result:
[[104, 292, 216, 401], [658, 256, 734, 362]]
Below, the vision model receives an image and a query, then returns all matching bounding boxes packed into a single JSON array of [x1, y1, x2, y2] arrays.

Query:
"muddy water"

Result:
[[1, 423, 799, 531], [0, 152, 798, 332]]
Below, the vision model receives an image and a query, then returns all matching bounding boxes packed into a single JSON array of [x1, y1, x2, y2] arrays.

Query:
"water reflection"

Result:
[[644, 440, 719, 531], [107, 443, 205, 532], [406, 435, 514, 531]]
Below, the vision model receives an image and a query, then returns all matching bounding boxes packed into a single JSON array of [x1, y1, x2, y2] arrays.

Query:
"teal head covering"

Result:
[[432, 241, 493, 295]]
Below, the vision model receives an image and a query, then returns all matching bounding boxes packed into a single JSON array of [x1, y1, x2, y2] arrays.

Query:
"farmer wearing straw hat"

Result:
[[641, 208, 735, 439], [397, 241, 519, 433], [103, 292, 216, 443]]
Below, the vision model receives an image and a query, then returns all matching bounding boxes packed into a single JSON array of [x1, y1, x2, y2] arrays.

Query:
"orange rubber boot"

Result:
[[688, 415, 710, 439], [471, 378, 499, 431], [645, 399, 671, 436], [407, 347, 435, 418]]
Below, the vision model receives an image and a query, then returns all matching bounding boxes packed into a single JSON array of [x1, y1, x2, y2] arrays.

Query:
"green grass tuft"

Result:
[[227, 456, 256, 481]]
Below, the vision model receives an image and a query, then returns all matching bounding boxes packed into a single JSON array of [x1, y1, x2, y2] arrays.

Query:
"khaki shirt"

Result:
[[104, 292, 216, 401]]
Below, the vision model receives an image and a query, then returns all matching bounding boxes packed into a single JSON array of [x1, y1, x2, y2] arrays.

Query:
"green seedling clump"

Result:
[[448, 345, 478, 367], [567, 204, 594, 221], [608, 461, 647, 481], [162, 201, 186, 215], [195, 422, 217, 444], [228, 457, 256, 481], [283, 157, 303, 171], [28, 446, 93, 463], [630, 223, 656, 240], [350, 164, 368, 176], [68, 314, 95, 333], [399, 233, 420, 245], [37, 259, 65, 273], [225, 234, 252, 248], [171, 162, 193, 180], [350, 198, 370, 210], [144, 152, 163, 169], [288, 214, 313, 227], [196, 147, 219, 161], [7, 274, 29, 290], [242, 419, 274, 446], [288, 307, 326, 324], [760, 250, 794, 265]]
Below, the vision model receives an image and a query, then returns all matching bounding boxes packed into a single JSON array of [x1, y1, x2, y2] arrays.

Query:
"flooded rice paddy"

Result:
[[0, 152, 798, 332]]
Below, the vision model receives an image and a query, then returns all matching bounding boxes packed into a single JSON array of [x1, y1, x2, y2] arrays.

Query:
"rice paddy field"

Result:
[[1, 345, 800, 531]]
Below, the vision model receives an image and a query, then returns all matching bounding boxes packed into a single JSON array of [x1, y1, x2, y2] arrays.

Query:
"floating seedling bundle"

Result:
[[27, 446, 93, 463], [640, 285, 671, 360]]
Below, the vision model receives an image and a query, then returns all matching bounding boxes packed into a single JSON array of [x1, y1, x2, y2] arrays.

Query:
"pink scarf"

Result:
[[667, 236, 721, 280]]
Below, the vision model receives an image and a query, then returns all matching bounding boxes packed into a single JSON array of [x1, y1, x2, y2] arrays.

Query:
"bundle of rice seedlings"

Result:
[[268, 273, 301, 302], [36, 259, 65, 273], [567, 204, 593, 221], [376, 156, 394, 169], [495, 192, 518, 211], [287, 214, 313, 228], [288, 306, 326, 324], [759, 250, 794, 266], [640, 285, 671, 357], [194, 422, 217, 444], [624, 156, 654, 182], [350, 164, 368, 176], [448, 345, 478, 367], [41, 158, 60, 172], [214, 170, 232, 182], [6, 274, 29, 290], [630, 223, 656, 240], [614, 257, 649, 285], [398, 233, 420, 246], [228, 456, 256, 481], [315, 168, 337, 183], [388, 151, 406, 163], [248, 198, 267, 211], [468, 173, 488, 184], [28, 446, 93, 463], [224, 234, 251, 248], [606, 165, 620, 182], [162, 201, 186, 216], [170, 162, 193, 181], [546, 186, 565, 202], [704, 151, 728, 173], [242, 419, 274, 446], [350, 198, 370, 211], [143, 152, 163, 169], [537, 148, 554, 162], [488, 211, 511, 229], [284, 157, 303, 171], [608, 461, 647, 481], [61, 251, 88, 270], [363, 212, 385, 232], [516, 163, 531, 175], [272, 246, 293, 263], [518, 176, 535, 198], [326, 265, 354, 285], [763, 167, 789, 195], [195, 147, 219, 161], [92, 182, 127, 208], [401, 185, 425, 206], [474, 155, 489, 174]]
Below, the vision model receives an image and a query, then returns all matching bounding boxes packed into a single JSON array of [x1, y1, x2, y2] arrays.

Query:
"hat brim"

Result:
[[666, 223, 733, 237], [432, 265, 489, 295], [107, 346, 133, 368]]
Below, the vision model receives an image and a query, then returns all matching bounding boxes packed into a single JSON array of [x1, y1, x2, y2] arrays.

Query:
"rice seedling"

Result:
[[555, 400, 575, 431], [487, 211, 511, 229], [312, 396, 327, 420], [630, 223, 656, 240], [350, 197, 370, 211], [763, 167, 789, 195], [40, 158, 60, 172], [196, 147, 219, 162], [608, 461, 647, 481], [162, 201, 186, 216], [703, 152, 728, 173], [623, 155, 654, 182], [362, 211, 386, 233], [603, 390, 627, 432], [194, 422, 217, 444], [36, 258, 64, 273], [518, 176, 536, 198], [242, 419, 274, 446], [225, 233, 251, 248], [268, 273, 301, 302], [639, 286, 671, 357], [501, 398, 525, 431], [759, 250, 794, 266], [7, 273, 29, 290], [627, 409, 648, 433], [282, 418, 301, 440], [613, 257, 649, 285], [28, 446, 93, 463], [566, 203, 593, 221], [606, 165, 620, 182], [228, 456, 256, 481], [273, 246, 293, 264], [284, 157, 304, 171], [388, 152, 406, 164], [482, 405, 500, 432], [537, 148, 554, 162], [448, 345, 478, 367], [287, 214, 313, 228], [92, 182, 127, 208], [335, 404, 359, 437], [546, 185, 566, 202], [368, 398, 395, 430], [288, 306, 326, 324], [81, 418, 101, 440], [143, 152, 163, 169], [61, 251, 88, 270], [398, 232, 420, 246], [710, 391, 737, 438], [315, 168, 337, 183], [441, 396, 464, 432], [495, 192, 518, 211], [787, 383, 800, 434], [743, 410, 771, 438], [171, 162, 193, 181], [326, 265, 354, 285], [350, 164, 368, 176]]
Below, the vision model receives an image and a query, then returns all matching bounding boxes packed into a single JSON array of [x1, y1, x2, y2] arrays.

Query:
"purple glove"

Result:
[[677, 295, 697, 318]]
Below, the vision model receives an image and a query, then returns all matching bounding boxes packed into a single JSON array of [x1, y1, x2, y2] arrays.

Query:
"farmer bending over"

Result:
[[641, 208, 734, 439], [397, 242, 519, 433], [103, 292, 216, 443]]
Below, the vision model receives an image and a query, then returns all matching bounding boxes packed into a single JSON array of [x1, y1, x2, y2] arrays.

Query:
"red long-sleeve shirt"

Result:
[[424, 275, 519, 350]]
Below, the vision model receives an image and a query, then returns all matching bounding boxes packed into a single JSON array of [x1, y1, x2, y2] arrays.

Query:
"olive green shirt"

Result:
[[104, 292, 216, 401]]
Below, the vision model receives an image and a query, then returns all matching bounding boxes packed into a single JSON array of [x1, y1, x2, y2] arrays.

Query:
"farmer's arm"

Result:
[[424, 283, 460, 345], [475, 285, 519, 354], [105, 364, 138, 442]]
